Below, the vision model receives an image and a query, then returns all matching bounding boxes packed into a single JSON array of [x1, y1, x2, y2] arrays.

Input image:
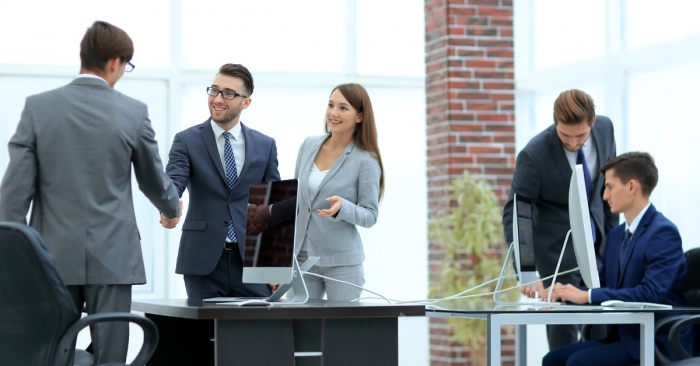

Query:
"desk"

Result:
[[427, 301, 698, 366], [132, 299, 424, 366]]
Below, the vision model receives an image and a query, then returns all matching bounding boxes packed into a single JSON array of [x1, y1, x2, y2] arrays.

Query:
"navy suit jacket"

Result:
[[503, 116, 618, 286], [591, 204, 686, 359], [167, 119, 280, 276]]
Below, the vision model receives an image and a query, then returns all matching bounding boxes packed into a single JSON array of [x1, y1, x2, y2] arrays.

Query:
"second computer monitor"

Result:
[[569, 165, 601, 289], [513, 194, 537, 285]]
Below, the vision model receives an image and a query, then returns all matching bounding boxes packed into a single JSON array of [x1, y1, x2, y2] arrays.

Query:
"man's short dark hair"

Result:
[[80, 21, 134, 72], [553, 89, 596, 126], [218, 64, 254, 96], [600, 152, 658, 197]]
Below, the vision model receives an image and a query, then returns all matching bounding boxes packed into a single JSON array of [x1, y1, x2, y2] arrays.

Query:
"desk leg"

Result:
[[639, 313, 654, 366], [487, 314, 502, 366], [516, 324, 527, 366], [216, 319, 295, 366]]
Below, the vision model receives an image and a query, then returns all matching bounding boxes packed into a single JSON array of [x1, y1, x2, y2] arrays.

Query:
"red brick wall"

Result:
[[425, 0, 515, 364]]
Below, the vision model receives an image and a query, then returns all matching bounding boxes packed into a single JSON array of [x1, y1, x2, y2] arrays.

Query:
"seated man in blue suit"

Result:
[[543, 152, 687, 366]]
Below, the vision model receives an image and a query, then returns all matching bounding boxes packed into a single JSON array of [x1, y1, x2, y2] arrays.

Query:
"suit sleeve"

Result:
[[503, 148, 541, 245], [263, 138, 280, 182], [165, 132, 191, 197], [0, 98, 37, 223], [270, 197, 296, 227], [602, 120, 619, 235], [591, 225, 684, 304], [132, 109, 180, 219], [334, 155, 380, 228]]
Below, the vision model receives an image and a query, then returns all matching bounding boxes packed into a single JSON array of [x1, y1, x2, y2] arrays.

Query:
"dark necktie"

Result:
[[223, 131, 238, 242], [576, 149, 596, 242], [619, 229, 632, 269]]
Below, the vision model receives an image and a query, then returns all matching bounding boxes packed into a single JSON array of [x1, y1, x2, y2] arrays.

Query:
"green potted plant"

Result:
[[429, 170, 518, 366]]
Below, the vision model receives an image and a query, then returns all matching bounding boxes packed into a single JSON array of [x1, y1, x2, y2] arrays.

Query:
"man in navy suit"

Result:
[[161, 63, 280, 300], [503, 89, 619, 349], [543, 152, 687, 366]]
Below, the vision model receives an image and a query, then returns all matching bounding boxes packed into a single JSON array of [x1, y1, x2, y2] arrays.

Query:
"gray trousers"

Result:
[[67, 284, 132, 364], [297, 251, 365, 301]]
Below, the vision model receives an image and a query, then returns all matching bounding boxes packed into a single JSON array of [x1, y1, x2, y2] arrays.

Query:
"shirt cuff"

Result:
[[588, 289, 592, 304]]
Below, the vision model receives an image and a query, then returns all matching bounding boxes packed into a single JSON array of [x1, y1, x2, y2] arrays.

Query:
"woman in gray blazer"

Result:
[[294, 83, 384, 301]]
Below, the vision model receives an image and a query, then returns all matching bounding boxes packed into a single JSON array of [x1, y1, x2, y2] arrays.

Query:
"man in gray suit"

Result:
[[502, 89, 618, 350], [0, 21, 181, 364]]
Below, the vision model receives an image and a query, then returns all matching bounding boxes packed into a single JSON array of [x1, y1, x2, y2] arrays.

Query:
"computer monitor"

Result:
[[569, 164, 601, 289], [242, 179, 298, 285], [512, 194, 537, 285]]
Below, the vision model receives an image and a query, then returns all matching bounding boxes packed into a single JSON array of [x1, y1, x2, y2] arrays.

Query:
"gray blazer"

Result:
[[294, 135, 381, 267], [0, 77, 180, 285]]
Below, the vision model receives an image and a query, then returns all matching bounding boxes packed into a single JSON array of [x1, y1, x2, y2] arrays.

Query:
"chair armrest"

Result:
[[654, 315, 690, 365], [56, 312, 158, 366], [669, 314, 700, 360]]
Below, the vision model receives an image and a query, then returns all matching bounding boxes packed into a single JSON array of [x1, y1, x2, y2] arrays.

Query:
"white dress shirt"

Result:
[[211, 120, 245, 179]]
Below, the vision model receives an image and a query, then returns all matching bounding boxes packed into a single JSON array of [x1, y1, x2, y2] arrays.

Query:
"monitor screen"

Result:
[[569, 165, 601, 289], [512, 194, 537, 285], [242, 179, 298, 285]]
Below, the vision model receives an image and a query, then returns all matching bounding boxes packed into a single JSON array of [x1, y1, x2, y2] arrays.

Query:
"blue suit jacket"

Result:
[[167, 119, 280, 276], [591, 204, 686, 359]]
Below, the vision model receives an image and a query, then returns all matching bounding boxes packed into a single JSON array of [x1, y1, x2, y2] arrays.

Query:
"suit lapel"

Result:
[[618, 204, 656, 286], [199, 119, 227, 184], [548, 126, 572, 183], [312, 140, 354, 203], [238, 123, 253, 186]]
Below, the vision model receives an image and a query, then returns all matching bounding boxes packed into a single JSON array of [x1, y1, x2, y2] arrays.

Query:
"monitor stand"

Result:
[[272, 256, 320, 305], [493, 243, 559, 307]]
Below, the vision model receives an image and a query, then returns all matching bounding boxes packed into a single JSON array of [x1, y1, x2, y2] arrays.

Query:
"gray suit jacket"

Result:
[[502, 116, 618, 287], [294, 135, 381, 267], [0, 76, 180, 285]]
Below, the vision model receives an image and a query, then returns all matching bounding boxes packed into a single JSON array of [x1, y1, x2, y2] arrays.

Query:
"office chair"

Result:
[[0, 222, 158, 366], [656, 247, 700, 365]]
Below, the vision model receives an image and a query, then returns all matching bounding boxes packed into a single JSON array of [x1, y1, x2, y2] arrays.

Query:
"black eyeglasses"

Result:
[[125, 62, 135, 72], [206, 87, 248, 100]]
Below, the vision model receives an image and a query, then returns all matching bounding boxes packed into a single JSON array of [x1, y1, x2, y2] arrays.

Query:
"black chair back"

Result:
[[683, 247, 700, 357], [0, 222, 79, 366]]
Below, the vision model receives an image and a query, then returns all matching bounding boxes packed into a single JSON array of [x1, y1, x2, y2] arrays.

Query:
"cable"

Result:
[[308, 265, 581, 306], [301, 271, 393, 304]]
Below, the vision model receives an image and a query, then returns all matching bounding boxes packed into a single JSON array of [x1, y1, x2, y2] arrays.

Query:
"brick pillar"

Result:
[[425, 0, 515, 364]]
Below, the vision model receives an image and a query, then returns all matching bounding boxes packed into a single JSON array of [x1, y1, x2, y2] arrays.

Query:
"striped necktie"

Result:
[[223, 131, 237, 242]]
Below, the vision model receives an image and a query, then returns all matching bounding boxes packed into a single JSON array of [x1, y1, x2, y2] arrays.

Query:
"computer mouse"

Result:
[[601, 300, 623, 306], [237, 299, 271, 307]]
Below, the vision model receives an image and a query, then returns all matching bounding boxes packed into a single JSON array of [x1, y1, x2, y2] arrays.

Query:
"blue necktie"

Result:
[[576, 149, 596, 242], [223, 131, 238, 242], [619, 229, 631, 269]]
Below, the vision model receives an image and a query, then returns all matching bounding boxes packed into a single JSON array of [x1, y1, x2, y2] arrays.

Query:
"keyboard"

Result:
[[203, 297, 266, 303], [601, 300, 672, 309]]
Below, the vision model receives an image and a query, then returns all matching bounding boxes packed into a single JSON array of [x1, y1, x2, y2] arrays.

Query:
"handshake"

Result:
[[158, 200, 272, 236], [159, 199, 183, 229], [246, 204, 272, 236]]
